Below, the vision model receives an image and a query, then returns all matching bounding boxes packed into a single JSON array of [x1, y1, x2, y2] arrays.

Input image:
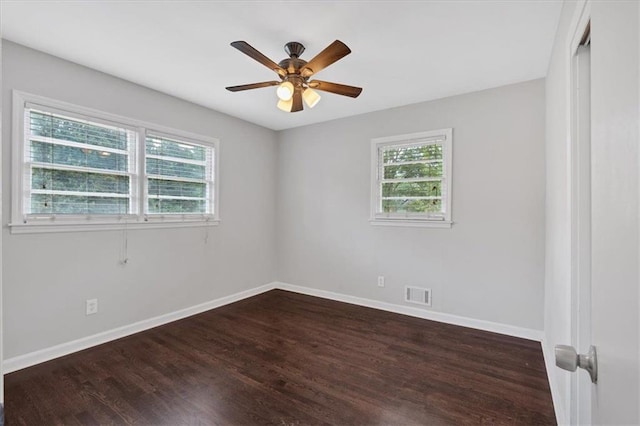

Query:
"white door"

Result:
[[559, 2, 640, 425], [589, 1, 640, 424]]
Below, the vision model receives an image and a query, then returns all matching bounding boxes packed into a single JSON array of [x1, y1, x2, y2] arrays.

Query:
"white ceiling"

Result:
[[1, 1, 562, 131]]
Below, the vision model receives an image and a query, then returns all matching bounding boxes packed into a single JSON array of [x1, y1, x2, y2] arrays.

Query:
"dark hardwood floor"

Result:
[[5, 290, 556, 425]]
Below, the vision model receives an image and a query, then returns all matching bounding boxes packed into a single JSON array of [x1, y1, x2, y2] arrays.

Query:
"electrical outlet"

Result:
[[377, 276, 385, 287], [86, 298, 98, 315]]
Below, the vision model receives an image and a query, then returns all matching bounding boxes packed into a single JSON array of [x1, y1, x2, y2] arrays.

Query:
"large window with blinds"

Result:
[[370, 129, 452, 227], [12, 91, 219, 233], [25, 108, 137, 217]]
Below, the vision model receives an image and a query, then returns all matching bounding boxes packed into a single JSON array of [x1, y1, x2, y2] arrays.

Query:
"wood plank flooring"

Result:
[[5, 290, 556, 425]]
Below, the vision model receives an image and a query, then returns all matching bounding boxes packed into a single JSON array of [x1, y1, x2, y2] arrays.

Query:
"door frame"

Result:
[[567, 1, 592, 424], [0, 38, 4, 423]]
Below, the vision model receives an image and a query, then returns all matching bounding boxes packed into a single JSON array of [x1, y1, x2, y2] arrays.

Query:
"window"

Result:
[[145, 133, 214, 215], [370, 129, 452, 227], [25, 107, 137, 216], [12, 91, 219, 233]]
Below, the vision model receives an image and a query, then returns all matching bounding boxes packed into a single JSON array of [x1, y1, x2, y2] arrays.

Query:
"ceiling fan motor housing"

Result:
[[280, 42, 309, 84], [279, 58, 308, 80], [284, 41, 305, 58]]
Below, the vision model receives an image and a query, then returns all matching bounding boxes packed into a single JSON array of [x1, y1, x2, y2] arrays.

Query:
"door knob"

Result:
[[555, 344, 597, 383]]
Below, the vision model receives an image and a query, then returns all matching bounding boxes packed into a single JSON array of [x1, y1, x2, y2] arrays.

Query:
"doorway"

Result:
[[569, 16, 592, 426]]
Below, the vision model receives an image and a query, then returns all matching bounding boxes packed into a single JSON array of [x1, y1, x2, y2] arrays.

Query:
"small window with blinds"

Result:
[[23, 106, 137, 217], [145, 134, 214, 215], [11, 91, 220, 233], [370, 129, 453, 227]]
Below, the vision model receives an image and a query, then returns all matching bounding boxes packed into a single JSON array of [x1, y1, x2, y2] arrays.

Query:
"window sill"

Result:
[[8, 219, 220, 234], [369, 219, 452, 228]]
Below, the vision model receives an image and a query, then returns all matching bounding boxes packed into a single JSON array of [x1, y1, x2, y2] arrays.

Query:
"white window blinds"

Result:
[[371, 129, 453, 226], [145, 134, 214, 215], [378, 138, 446, 219], [12, 92, 220, 232], [24, 105, 137, 216]]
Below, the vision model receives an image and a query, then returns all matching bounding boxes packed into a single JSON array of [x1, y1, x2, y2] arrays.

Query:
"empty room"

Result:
[[0, 0, 638, 425]]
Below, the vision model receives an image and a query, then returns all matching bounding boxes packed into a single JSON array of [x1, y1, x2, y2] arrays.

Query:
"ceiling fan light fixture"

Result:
[[303, 88, 321, 108], [227, 40, 362, 113], [277, 97, 293, 112], [276, 81, 294, 101]]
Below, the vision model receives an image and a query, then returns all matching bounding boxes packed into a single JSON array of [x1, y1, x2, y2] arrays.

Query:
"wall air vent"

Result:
[[405, 286, 432, 307]]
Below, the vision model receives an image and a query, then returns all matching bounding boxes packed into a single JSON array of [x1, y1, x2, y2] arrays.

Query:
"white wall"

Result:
[[276, 79, 545, 331], [1, 40, 278, 359]]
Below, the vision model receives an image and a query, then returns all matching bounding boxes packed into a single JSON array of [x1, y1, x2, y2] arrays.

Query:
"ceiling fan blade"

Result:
[[308, 80, 362, 98], [226, 81, 280, 92], [291, 90, 303, 112], [301, 40, 351, 77], [230, 41, 286, 77]]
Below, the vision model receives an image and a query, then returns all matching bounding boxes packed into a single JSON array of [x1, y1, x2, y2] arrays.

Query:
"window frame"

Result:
[[11, 90, 220, 234], [370, 128, 453, 228]]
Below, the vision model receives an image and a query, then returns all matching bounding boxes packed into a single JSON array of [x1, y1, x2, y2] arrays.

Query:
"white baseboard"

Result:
[[4, 280, 544, 374], [541, 339, 568, 425], [3, 283, 277, 374], [274, 282, 544, 341]]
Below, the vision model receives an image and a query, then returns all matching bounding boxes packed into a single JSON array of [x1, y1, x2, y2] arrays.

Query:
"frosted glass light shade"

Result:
[[303, 88, 321, 108], [276, 81, 294, 101], [277, 98, 293, 112]]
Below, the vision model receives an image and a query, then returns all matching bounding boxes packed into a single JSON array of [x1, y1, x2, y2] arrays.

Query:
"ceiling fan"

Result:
[[226, 40, 362, 113]]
